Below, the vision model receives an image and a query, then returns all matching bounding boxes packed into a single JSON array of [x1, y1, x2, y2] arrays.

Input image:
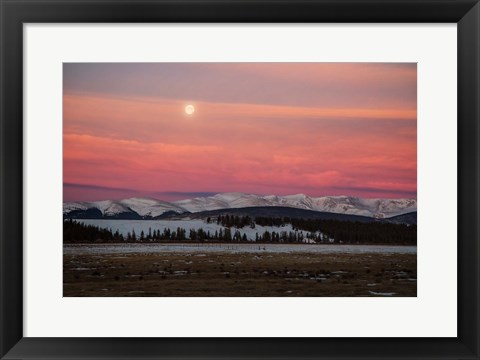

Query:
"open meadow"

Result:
[[64, 244, 416, 297]]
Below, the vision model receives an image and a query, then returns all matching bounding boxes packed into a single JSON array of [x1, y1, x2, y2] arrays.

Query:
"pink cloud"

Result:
[[63, 64, 417, 201]]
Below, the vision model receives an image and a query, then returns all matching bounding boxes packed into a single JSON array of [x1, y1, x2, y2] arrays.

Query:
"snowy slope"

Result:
[[119, 198, 187, 218], [64, 193, 416, 219], [63, 198, 188, 218], [63, 201, 91, 214], [173, 193, 416, 218]]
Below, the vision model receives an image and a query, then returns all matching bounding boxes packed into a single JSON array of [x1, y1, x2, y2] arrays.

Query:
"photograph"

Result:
[[63, 62, 417, 297]]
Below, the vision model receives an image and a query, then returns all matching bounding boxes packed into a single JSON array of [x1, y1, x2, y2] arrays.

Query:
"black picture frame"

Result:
[[1, 1, 479, 359]]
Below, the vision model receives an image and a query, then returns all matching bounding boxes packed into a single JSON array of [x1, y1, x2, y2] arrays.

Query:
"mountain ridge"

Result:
[[64, 192, 416, 220]]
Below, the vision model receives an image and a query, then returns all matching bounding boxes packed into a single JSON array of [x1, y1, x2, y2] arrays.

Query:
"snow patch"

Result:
[[368, 291, 397, 296]]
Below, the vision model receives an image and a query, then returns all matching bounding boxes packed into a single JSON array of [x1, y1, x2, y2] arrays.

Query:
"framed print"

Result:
[[1, 0, 479, 359]]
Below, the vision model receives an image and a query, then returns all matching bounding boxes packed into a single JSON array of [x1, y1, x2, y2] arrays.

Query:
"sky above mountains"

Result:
[[63, 63, 417, 202]]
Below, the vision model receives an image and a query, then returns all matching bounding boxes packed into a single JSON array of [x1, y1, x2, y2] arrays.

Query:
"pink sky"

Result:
[[63, 63, 417, 202]]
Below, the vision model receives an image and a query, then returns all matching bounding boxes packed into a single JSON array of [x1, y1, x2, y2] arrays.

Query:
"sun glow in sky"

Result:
[[63, 63, 417, 202]]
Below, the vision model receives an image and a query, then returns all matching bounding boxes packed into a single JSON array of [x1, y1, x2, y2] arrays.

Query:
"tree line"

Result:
[[64, 217, 415, 245], [212, 215, 256, 228], [212, 215, 416, 245]]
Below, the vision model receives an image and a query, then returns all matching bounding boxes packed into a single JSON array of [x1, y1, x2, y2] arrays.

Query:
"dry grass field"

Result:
[[64, 249, 416, 297]]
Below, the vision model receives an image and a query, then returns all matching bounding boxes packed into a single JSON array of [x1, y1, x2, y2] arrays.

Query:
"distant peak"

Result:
[[213, 192, 246, 198], [64, 192, 417, 219]]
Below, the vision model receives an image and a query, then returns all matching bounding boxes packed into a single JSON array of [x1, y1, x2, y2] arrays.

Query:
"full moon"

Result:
[[185, 105, 195, 115]]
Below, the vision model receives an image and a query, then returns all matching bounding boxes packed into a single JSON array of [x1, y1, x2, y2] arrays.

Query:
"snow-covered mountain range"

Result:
[[64, 192, 416, 219]]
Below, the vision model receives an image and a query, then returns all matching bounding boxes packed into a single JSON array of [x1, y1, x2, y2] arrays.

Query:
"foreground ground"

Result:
[[63, 246, 416, 297]]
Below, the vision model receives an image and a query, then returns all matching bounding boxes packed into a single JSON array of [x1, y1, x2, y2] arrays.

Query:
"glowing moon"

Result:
[[185, 105, 195, 115]]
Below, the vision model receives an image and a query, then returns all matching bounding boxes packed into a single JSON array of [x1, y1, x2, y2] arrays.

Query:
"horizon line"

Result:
[[63, 183, 417, 203]]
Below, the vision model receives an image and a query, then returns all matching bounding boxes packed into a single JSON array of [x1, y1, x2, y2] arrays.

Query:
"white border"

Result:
[[24, 24, 457, 337]]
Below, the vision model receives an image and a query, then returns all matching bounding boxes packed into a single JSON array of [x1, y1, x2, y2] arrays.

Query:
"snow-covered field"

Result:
[[64, 243, 417, 255], [78, 219, 317, 242]]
